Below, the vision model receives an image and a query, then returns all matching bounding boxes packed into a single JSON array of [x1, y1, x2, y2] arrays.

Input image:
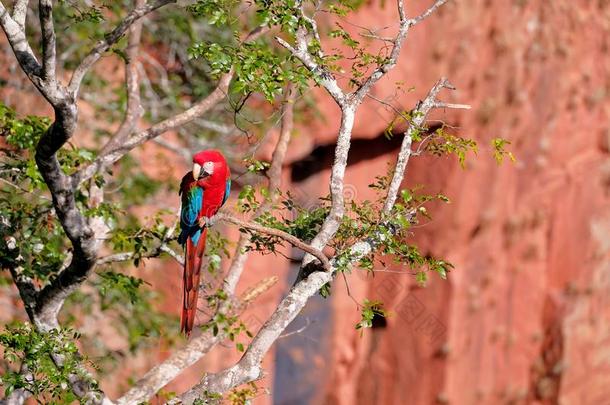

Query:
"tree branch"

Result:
[[74, 70, 233, 184], [117, 331, 222, 405], [215, 212, 331, 272], [97, 222, 183, 266], [276, 34, 345, 106], [67, 0, 176, 97], [8, 266, 38, 322], [353, 0, 450, 102], [12, 0, 29, 28], [383, 77, 468, 213], [38, 0, 56, 83], [0, 1, 42, 79], [99, 0, 145, 156], [412, 0, 450, 24]]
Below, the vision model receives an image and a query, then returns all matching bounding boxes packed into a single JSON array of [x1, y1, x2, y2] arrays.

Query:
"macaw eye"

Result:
[[203, 161, 215, 175]]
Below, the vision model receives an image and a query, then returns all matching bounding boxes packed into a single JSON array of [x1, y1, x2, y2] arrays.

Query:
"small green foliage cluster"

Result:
[[201, 290, 253, 352], [205, 229, 232, 274], [385, 111, 515, 168], [109, 212, 172, 267], [57, 0, 106, 24], [326, 0, 365, 16], [355, 299, 388, 330], [386, 112, 479, 168], [96, 271, 146, 308], [334, 180, 453, 280], [237, 184, 260, 213], [329, 175, 456, 329], [187, 0, 320, 101], [425, 128, 478, 168], [192, 383, 261, 405], [189, 39, 309, 102], [1, 103, 95, 179], [0, 105, 69, 282], [187, 0, 240, 26], [0, 104, 51, 150], [244, 158, 271, 173], [491, 138, 516, 164], [252, 0, 301, 34], [327, 24, 389, 84], [227, 382, 261, 404], [0, 193, 67, 282], [0, 323, 98, 403], [237, 187, 329, 254]]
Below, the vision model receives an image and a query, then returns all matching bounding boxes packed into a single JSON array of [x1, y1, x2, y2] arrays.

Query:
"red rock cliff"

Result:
[[283, 0, 610, 404]]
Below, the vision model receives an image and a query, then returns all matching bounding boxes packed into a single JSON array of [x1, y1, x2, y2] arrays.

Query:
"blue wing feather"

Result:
[[178, 185, 203, 245], [222, 179, 231, 206]]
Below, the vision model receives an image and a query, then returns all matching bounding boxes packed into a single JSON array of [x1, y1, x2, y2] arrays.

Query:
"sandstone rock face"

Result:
[[278, 0, 610, 404]]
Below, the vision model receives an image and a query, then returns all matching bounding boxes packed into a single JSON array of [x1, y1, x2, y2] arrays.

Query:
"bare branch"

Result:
[[383, 77, 467, 213], [12, 0, 28, 28], [67, 0, 176, 97], [412, 0, 449, 25], [97, 239, 183, 266], [276, 35, 345, 106], [433, 101, 471, 110], [304, 104, 355, 254], [38, 0, 56, 82], [99, 0, 146, 156], [267, 84, 294, 194], [8, 266, 38, 321], [159, 244, 185, 265], [0, 2, 42, 78], [383, 134, 412, 213], [194, 119, 234, 135], [353, 0, 451, 102], [278, 317, 314, 339], [95, 244, 183, 266], [117, 331, 222, 405]]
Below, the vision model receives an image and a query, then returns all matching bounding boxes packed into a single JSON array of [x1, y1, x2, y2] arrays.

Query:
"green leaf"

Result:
[[416, 271, 427, 286]]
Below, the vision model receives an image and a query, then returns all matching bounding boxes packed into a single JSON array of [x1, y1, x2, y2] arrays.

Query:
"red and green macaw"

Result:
[[178, 149, 231, 336]]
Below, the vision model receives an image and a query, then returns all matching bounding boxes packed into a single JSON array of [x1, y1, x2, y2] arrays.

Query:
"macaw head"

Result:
[[192, 149, 229, 185]]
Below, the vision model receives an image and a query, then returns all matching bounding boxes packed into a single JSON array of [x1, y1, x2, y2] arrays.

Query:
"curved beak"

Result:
[[192, 163, 201, 180]]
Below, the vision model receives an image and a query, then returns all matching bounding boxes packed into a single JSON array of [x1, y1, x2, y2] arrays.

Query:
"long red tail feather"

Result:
[[180, 228, 207, 336]]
